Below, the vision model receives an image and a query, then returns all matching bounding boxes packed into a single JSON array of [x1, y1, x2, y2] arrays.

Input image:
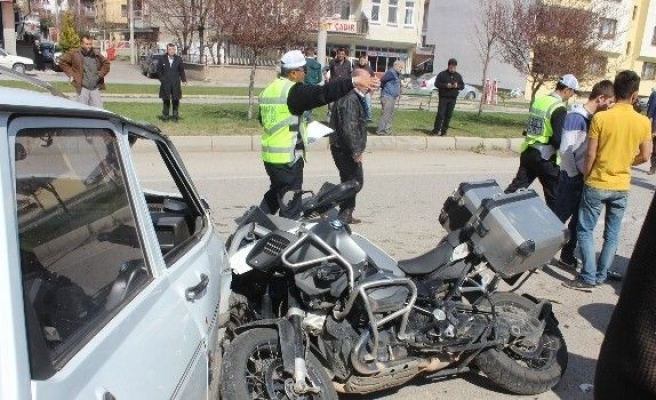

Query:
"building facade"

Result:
[[320, 0, 427, 74]]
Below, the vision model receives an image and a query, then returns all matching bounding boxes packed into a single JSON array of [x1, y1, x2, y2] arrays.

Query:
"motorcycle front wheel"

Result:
[[476, 293, 568, 395], [221, 327, 338, 400]]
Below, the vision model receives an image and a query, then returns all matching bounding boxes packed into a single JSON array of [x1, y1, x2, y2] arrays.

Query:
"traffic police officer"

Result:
[[505, 74, 580, 210], [258, 50, 378, 219]]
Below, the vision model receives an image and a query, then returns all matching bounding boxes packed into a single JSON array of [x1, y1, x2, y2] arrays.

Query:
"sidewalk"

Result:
[[158, 135, 525, 154]]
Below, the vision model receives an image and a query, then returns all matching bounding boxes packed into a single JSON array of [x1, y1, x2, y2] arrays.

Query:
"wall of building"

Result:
[[425, 0, 526, 90]]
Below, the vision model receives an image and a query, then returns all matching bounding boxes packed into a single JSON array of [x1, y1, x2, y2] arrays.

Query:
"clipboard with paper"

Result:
[[306, 121, 334, 144]]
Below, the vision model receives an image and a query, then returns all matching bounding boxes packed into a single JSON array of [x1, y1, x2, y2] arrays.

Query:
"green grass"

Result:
[[104, 102, 528, 137]]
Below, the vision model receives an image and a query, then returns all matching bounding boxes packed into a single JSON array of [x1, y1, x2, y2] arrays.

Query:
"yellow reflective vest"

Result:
[[259, 78, 308, 164], [520, 94, 565, 159]]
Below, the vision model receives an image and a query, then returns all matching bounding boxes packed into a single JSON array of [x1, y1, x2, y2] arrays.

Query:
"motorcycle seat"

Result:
[[397, 241, 454, 276]]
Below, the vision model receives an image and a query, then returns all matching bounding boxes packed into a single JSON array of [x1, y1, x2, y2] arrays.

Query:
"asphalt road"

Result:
[[145, 147, 656, 400]]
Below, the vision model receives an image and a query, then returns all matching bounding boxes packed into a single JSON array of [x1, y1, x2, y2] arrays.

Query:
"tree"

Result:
[[214, 0, 321, 119], [59, 12, 80, 52], [150, 0, 213, 56], [497, 0, 615, 106], [471, 0, 506, 116]]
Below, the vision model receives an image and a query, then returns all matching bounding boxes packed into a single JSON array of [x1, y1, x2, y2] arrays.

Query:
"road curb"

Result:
[[166, 135, 524, 154]]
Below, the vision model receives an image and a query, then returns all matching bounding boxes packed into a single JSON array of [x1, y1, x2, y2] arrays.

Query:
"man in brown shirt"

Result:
[[59, 33, 110, 108]]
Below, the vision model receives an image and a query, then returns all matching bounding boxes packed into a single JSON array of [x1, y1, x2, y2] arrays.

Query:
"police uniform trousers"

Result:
[[505, 147, 560, 211], [260, 159, 304, 219]]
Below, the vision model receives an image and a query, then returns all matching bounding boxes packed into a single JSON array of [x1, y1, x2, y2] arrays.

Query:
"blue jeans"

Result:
[[576, 185, 628, 285], [554, 173, 584, 262]]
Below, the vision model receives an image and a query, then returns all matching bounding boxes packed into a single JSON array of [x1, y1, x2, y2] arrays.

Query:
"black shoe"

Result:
[[158, 114, 169, 121], [556, 257, 578, 270], [607, 270, 623, 281], [430, 130, 439, 136], [562, 278, 595, 292], [439, 131, 447, 136], [172, 116, 179, 123]]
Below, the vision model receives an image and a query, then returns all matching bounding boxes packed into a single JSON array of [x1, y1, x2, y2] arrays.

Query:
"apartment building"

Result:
[[321, 0, 427, 73], [424, 0, 526, 90], [424, 0, 656, 95]]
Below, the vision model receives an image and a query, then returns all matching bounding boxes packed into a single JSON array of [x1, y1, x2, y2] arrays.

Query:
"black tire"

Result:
[[225, 292, 254, 340], [476, 293, 568, 395], [12, 63, 26, 74], [221, 328, 337, 400], [465, 91, 476, 100]]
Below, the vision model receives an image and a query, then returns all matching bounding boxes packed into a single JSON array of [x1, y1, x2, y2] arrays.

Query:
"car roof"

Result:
[[0, 86, 164, 136]]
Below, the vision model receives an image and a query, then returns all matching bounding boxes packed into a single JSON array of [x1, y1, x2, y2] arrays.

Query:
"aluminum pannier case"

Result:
[[468, 189, 568, 278], [439, 180, 502, 232]]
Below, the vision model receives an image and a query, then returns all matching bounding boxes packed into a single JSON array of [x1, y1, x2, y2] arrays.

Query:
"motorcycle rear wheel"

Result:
[[221, 328, 338, 400], [476, 293, 568, 395]]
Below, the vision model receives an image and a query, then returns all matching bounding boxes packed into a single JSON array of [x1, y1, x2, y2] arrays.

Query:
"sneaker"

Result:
[[562, 278, 595, 292], [157, 115, 169, 121], [607, 270, 623, 281]]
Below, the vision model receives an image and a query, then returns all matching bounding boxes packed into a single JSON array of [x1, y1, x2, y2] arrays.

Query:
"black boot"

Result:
[[172, 109, 179, 123]]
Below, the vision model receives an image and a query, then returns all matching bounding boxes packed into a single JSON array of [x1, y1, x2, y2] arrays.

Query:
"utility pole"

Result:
[[317, 19, 328, 75], [129, 0, 135, 64]]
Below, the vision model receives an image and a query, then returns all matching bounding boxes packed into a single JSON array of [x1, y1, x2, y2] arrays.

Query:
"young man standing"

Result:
[[563, 71, 652, 291], [505, 74, 579, 211], [554, 80, 615, 270], [431, 58, 464, 136], [646, 86, 656, 174], [59, 33, 111, 108]]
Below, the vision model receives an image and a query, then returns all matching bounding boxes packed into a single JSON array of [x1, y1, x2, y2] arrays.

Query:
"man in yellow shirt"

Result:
[[563, 70, 653, 291]]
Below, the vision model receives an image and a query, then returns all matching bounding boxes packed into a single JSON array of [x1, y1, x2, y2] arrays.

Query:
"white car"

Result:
[[419, 75, 480, 100], [0, 48, 35, 73], [0, 72, 231, 399]]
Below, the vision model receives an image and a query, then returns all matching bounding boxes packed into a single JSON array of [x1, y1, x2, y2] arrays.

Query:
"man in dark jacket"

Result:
[[329, 69, 370, 224], [432, 58, 464, 136], [157, 43, 187, 122], [324, 48, 352, 82], [354, 55, 375, 122], [59, 33, 111, 108]]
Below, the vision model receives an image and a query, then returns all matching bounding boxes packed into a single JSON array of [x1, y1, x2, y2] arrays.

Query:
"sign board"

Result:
[[324, 20, 358, 34]]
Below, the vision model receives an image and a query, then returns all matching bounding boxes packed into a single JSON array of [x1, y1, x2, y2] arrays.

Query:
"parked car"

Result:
[[140, 50, 165, 78], [0, 68, 231, 399], [418, 74, 481, 100], [0, 47, 34, 73]]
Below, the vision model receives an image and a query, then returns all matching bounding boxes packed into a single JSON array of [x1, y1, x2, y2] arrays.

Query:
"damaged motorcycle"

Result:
[[220, 180, 569, 399]]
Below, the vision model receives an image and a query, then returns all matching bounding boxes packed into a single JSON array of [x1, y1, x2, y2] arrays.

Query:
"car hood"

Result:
[[3, 54, 34, 65]]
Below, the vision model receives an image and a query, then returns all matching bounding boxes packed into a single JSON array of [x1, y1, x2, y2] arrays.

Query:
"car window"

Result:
[[15, 128, 152, 376], [127, 131, 206, 265], [0, 48, 6, 57]]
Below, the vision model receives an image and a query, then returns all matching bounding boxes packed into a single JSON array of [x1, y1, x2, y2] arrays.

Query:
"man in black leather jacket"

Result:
[[329, 69, 370, 224], [432, 58, 464, 136]]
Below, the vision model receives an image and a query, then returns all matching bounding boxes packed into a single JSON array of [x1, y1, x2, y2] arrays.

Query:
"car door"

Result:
[[9, 116, 207, 400], [124, 125, 230, 352]]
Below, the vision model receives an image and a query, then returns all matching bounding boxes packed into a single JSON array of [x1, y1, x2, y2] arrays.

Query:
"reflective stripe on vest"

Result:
[[520, 95, 564, 154], [259, 79, 307, 164]]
